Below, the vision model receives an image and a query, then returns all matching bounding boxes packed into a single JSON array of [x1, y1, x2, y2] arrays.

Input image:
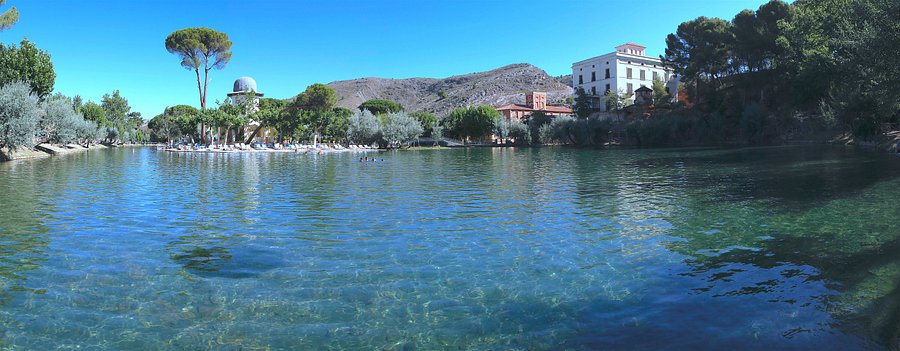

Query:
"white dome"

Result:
[[233, 76, 258, 93]]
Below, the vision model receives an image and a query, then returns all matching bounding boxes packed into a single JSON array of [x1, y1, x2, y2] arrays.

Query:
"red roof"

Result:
[[495, 104, 573, 114], [495, 104, 532, 111]]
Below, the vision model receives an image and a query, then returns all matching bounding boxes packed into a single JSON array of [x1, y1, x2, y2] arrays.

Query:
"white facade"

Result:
[[572, 43, 680, 111]]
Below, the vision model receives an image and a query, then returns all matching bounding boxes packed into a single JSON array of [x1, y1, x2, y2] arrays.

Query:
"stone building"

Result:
[[571, 43, 679, 111], [495, 92, 573, 121]]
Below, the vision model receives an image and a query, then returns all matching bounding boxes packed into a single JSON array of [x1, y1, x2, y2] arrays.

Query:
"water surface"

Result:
[[1, 146, 899, 350]]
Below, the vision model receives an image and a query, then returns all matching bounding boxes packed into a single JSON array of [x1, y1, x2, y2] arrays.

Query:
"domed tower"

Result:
[[226, 76, 264, 111]]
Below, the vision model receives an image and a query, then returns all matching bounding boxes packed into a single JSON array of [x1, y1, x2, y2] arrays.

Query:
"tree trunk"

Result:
[[245, 125, 264, 144]]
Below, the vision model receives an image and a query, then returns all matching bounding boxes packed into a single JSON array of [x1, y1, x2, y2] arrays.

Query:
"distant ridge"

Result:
[[319, 64, 573, 117]]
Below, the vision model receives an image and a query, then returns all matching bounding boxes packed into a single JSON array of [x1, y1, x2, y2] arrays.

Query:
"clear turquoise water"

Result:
[[1, 146, 899, 350]]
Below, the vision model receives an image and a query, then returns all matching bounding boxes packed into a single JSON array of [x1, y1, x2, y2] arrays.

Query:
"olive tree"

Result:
[[347, 109, 381, 145], [380, 111, 423, 148], [39, 95, 81, 144], [0, 81, 39, 150]]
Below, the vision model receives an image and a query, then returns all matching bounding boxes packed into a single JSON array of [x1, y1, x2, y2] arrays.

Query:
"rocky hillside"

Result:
[[324, 64, 573, 117]]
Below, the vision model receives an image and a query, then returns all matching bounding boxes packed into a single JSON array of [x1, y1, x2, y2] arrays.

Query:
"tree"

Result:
[[80, 101, 106, 126], [0, 81, 39, 151], [358, 99, 404, 115], [75, 119, 98, 146], [573, 87, 593, 119], [246, 97, 287, 143], [444, 105, 499, 143], [347, 109, 381, 145], [652, 78, 672, 108], [526, 111, 552, 143], [0, 0, 18, 31], [165, 27, 232, 143], [293, 83, 338, 146], [380, 111, 423, 148], [38, 94, 81, 145], [662, 16, 732, 105], [101, 90, 130, 139], [410, 111, 438, 137], [0, 38, 55, 97], [326, 107, 352, 142]]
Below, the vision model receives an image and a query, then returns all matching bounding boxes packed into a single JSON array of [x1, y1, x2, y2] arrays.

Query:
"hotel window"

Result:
[[640, 70, 646, 81], [591, 72, 596, 82], [605, 68, 610, 79], [653, 71, 659, 81], [626, 68, 632, 79], [627, 83, 633, 94], [578, 75, 583, 84], [591, 86, 597, 95], [605, 84, 611, 93]]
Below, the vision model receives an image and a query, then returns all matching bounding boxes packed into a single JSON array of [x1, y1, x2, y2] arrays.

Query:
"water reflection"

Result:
[[0, 146, 899, 349]]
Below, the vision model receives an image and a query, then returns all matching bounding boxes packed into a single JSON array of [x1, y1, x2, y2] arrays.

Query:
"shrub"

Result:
[[0, 81, 40, 150], [347, 109, 381, 145], [39, 94, 81, 144], [380, 111, 423, 147]]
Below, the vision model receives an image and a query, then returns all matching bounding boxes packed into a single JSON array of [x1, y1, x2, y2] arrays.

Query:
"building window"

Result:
[[579, 75, 583, 84], [626, 68, 632, 79], [605, 84, 611, 93], [605, 68, 610, 79], [627, 83, 633, 94], [640, 70, 646, 81], [653, 71, 659, 81], [591, 86, 597, 95], [591, 72, 596, 82]]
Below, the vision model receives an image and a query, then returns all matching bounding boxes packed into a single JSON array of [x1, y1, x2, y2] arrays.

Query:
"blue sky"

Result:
[[2, 0, 775, 118]]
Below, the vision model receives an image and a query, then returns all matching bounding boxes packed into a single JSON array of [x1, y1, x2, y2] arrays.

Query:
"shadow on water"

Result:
[[623, 146, 900, 349], [630, 146, 900, 211]]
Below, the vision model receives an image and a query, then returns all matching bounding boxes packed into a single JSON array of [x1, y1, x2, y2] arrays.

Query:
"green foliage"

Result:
[[410, 111, 437, 137], [347, 109, 381, 145], [659, 0, 900, 140], [444, 105, 499, 143], [39, 94, 81, 145], [652, 78, 672, 108], [0, 0, 18, 31], [165, 27, 232, 111], [80, 102, 106, 126], [0, 38, 56, 97], [605, 89, 631, 113], [358, 99, 403, 115], [294, 83, 337, 112], [0, 81, 39, 150], [75, 119, 98, 145], [573, 87, 593, 119], [101, 90, 130, 127], [526, 111, 552, 143], [507, 118, 529, 145], [380, 112, 423, 147], [292, 84, 339, 144], [326, 107, 352, 142], [148, 105, 199, 142], [739, 103, 768, 143]]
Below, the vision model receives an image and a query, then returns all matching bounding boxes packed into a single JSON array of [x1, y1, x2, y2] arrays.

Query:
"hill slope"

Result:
[[324, 64, 573, 117]]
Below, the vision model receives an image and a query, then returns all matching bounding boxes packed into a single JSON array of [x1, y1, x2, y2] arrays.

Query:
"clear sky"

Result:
[[2, 0, 775, 118]]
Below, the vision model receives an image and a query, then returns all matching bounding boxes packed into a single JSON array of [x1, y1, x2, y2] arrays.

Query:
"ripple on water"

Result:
[[0, 146, 898, 350]]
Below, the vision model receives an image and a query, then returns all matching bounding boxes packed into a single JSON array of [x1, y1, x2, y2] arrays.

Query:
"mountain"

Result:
[[322, 63, 573, 117]]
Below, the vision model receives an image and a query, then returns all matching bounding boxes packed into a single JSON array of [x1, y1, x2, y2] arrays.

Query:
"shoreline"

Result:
[[0, 143, 157, 162]]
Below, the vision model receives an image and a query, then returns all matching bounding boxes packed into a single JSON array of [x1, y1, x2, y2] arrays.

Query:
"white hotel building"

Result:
[[572, 43, 680, 111]]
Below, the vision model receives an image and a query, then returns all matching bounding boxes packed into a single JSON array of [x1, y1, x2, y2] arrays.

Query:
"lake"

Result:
[[1, 146, 899, 350]]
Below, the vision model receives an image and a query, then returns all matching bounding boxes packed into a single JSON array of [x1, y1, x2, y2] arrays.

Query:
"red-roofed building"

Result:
[[495, 92, 573, 121]]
